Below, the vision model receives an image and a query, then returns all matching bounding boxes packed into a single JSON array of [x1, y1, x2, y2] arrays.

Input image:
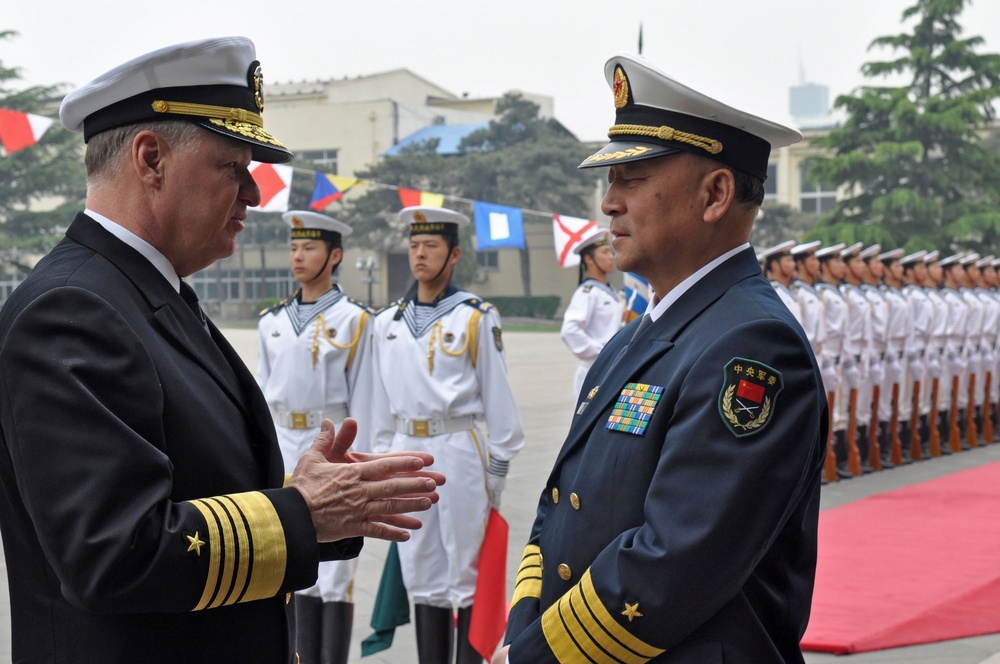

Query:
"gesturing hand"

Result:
[[287, 418, 446, 543]]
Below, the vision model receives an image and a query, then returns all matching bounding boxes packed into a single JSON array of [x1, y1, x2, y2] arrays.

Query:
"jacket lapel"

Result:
[[556, 248, 763, 464], [66, 214, 254, 427]]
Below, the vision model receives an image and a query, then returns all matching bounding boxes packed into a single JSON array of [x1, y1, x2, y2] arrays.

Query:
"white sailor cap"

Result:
[[960, 252, 981, 266], [399, 206, 470, 237], [791, 240, 822, 257], [938, 253, 963, 268], [283, 210, 352, 245], [976, 255, 995, 269], [900, 250, 927, 266], [59, 36, 292, 163], [858, 244, 882, 260], [758, 240, 796, 262], [924, 250, 941, 263], [572, 227, 612, 255], [878, 248, 905, 262], [991, 257, 1000, 269], [816, 243, 847, 260], [840, 242, 864, 259], [579, 53, 801, 181]]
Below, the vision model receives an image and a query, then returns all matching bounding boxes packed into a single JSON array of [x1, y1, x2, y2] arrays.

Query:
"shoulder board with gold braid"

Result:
[[258, 292, 296, 318], [461, 298, 495, 313], [346, 296, 375, 314]]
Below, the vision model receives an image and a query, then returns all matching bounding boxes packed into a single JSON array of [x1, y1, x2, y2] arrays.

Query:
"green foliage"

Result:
[[0, 31, 87, 275], [811, 0, 1000, 254], [338, 93, 594, 295], [485, 295, 560, 319]]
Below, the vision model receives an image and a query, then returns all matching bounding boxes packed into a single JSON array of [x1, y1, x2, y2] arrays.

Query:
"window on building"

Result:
[[799, 161, 838, 214], [477, 251, 499, 271], [300, 148, 339, 174], [764, 163, 778, 201]]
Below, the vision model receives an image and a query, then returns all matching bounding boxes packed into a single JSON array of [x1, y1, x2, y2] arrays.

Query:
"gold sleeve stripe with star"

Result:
[[185, 492, 287, 611], [510, 544, 542, 609], [541, 568, 665, 663]]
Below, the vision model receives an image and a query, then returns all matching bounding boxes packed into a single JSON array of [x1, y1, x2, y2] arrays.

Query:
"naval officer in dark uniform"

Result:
[[0, 37, 442, 664], [498, 53, 826, 663]]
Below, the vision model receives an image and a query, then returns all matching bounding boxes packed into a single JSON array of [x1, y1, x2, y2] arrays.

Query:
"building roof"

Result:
[[380, 122, 489, 157]]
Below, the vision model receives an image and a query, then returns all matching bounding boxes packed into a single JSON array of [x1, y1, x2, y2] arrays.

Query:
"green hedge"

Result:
[[485, 295, 560, 319]]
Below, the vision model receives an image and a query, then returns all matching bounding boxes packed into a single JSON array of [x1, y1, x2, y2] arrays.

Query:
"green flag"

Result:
[[361, 543, 410, 656]]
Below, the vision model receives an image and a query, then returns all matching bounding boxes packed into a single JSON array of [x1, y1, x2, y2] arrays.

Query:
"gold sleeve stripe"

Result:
[[541, 569, 664, 662], [283, 473, 292, 488], [228, 491, 287, 602], [189, 499, 223, 611], [186, 491, 287, 611], [510, 545, 542, 608]]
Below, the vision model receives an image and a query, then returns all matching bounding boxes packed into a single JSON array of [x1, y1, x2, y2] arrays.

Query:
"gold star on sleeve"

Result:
[[186, 531, 205, 556], [621, 602, 643, 622]]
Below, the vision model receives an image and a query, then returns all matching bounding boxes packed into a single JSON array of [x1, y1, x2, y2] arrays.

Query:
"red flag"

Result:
[[0, 108, 54, 153], [468, 508, 509, 660], [737, 379, 765, 403], [398, 187, 444, 209]]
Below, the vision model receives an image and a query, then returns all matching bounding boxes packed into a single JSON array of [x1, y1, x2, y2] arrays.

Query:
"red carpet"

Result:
[[801, 461, 1000, 654]]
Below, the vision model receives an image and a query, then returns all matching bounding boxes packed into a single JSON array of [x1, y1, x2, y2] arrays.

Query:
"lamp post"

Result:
[[355, 255, 379, 307]]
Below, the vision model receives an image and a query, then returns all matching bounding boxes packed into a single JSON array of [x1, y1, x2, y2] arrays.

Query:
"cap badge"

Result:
[[613, 66, 629, 109], [292, 216, 304, 228], [249, 61, 264, 113], [413, 211, 427, 223], [719, 358, 783, 437]]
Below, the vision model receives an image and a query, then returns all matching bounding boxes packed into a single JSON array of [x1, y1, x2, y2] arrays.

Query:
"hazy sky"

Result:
[[4, 0, 1000, 142]]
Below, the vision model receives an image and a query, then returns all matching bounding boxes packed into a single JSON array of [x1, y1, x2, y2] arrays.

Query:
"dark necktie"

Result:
[[632, 313, 653, 341], [179, 281, 210, 333]]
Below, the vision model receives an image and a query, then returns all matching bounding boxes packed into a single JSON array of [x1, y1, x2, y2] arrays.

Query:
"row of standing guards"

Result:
[[759, 240, 1000, 484]]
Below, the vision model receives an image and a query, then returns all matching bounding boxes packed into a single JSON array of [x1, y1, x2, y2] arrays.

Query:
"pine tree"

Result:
[[0, 31, 87, 277], [807, 0, 1000, 253]]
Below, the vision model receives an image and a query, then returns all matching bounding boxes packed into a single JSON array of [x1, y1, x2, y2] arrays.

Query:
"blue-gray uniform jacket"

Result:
[[504, 247, 826, 663]]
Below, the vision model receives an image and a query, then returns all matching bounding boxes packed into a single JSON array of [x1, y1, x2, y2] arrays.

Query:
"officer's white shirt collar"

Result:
[[85, 208, 181, 293], [646, 243, 750, 322]]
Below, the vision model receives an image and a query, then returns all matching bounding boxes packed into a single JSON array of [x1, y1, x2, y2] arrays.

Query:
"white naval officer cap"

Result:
[[900, 250, 927, 266], [400, 206, 470, 238], [878, 248, 905, 262], [858, 244, 881, 261], [791, 240, 822, 256], [572, 227, 612, 256], [840, 242, 864, 259], [578, 53, 801, 181], [59, 36, 292, 164], [758, 240, 796, 262], [283, 210, 352, 245], [816, 243, 846, 260]]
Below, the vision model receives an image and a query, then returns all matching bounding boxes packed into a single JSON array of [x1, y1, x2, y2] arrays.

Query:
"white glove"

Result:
[[843, 360, 861, 390], [908, 356, 925, 381], [926, 354, 942, 379], [486, 473, 506, 510], [869, 359, 885, 387]]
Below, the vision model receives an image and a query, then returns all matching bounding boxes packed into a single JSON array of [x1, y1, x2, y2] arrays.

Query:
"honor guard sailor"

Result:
[[500, 53, 825, 663], [761, 240, 803, 323], [0, 37, 441, 664], [369, 206, 525, 664], [561, 226, 624, 400], [256, 210, 373, 664], [791, 240, 826, 361]]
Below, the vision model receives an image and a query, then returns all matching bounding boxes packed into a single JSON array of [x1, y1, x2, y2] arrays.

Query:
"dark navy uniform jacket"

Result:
[[0, 214, 361, 663], [505, 247, 826, 663]]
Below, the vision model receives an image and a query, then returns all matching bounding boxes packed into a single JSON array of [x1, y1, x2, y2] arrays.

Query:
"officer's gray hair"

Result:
[[85, 121, 203, 184]]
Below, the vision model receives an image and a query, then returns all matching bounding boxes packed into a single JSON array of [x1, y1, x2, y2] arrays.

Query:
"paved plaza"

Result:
[[1, 328, 999, 663]]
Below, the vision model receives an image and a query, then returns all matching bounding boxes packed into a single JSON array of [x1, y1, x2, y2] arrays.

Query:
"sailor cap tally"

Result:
[[572, 227, 612, 256], [59, 36, 292, 163], [400, 206, 470, 237], [579, 53, 802, 180], [283, 210, 352, 246]]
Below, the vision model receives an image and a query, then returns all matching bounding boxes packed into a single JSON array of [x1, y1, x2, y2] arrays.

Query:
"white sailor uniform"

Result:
[[256, 285, 373, 601], [370, 287, 525, 608], [561, 278, 624, 400]]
